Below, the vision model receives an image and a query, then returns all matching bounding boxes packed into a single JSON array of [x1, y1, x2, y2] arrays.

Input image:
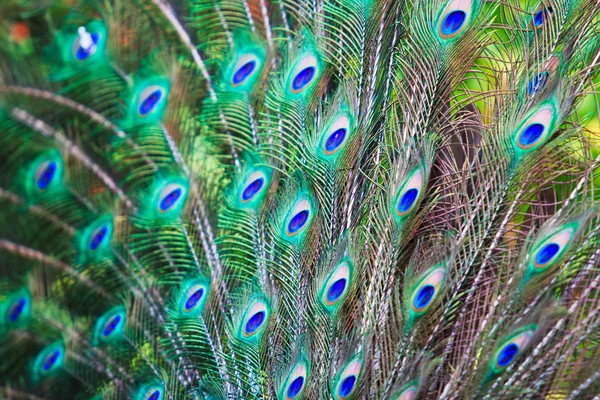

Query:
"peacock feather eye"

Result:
[[72, 26, 100, 61], [438, 0, 475, 40], [320, 115, 352, 157], [138, 85, 166, 117], [285, 199, 313, 238], [7, 298, 27, 322], [441, 10, 466, 35], [102, 314, 123, 337], [491, 327, 536, 374], [231, 54, 261, 88], [526, 55, 559, 96], [185, 287, 204, 311], [333, 359, 362, 400], [34, 341, 65, 377], [79, 216, 114, 261], [243, 178, 264, 201], [281, 361, 309, 400], [146, 389, 162, 400], [519, 123, 544, 146], [240, 171, 268, 204], [35, 160, 57, 191], [178, 279, 209, 316], [93, 306, 126, 345], [2, 289, 31, 327], [288, 55, 319, 95], [527, 71, 550, 95], [24, 151, 64, 199], [530, 225, 576, 272], [132, 383, 165, 400], [139, 386, 164, 400], [514, 104, 556, 152], [395, 167, 424, 218], [89, 225, 109, 251], [410, 266, 445, 315], [158, 183, 186, 213], [532, 6, 553, 28], [240, 300, 270, 340], [43, 350, 61, 371], [320, 260, 353, 311]]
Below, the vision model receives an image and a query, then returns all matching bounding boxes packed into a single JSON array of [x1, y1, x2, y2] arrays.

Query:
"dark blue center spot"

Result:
[[185, 288, 204, 310], [43, 350, 61, 371], [245, 310, 265, 334], [233, 60, 257, 85], [527, 71, 550, 95], [288, 210, 309, 234], [8, 298, 26, 322], [89, 225, 108, 250], [519, 123, 545, 146], [534, 7, 553, 27], [75, 32, 100, 61], [325, 128, 347, 152], [147, 390, 161, 400], [535, 242, 560, 265], [398, 188, 419, 213], [103, 314, 122, 337], [160, 188, 182, 211], [37, 161, 57, 190], [139, 90, 163, 116], [327, 278, 347, 303], [339, 375, 356, 397], [497, 343, 519, 367], [441, 10, 466, 35], [414, 284, 435, 309], [287, 376, 304, 398], [292, 67, 316, 92], [242, 178, 264, 201]]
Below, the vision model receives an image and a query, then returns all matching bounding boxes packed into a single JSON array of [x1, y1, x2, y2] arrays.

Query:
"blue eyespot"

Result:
[[139, 90, 163, 116], [533, 7, 553, 27], [160, 188, 183, 212], [497, 343, 519, 367], [245, 311, 266, 334], [535, 242, 560, 265], [89, 225, 109, 250], [185, 288, 204, 311], [241, 301, 269, 339], [397, 188, 419, 214], [327, 279, 347, 303], [339, 375, 357, 397], [288, 210, 309, 234], [103, 314, 122, 337], [75, 32, 100, 61], [325, 128, 347, 153], [8, 298, 27, 322], [441, 10, 466, 35], [287, 376, 304, 398], [292, 67, 316, 92], [410, 267, 445, 316], [233, 60, 257, 85], [147, 390, 161, 400], [242, 178, 265, 202], [527, 71, 550, 95], [322, 262, 352, 309], [36, 161, 57, 191], [43, 350, 62, 371], [518, 123, 545, 147], [414, 284, 435, 309]]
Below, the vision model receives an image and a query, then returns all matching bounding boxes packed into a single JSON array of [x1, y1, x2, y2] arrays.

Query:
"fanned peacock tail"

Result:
[[1, 0, 600, 399]]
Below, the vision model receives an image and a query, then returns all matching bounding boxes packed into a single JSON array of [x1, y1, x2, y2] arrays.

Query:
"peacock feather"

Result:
[[1, 0, 600, 399]]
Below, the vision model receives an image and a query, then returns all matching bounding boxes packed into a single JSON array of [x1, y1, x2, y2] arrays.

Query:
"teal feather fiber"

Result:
[[1, 0, 600, 399]]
